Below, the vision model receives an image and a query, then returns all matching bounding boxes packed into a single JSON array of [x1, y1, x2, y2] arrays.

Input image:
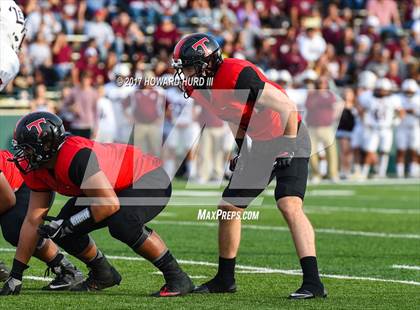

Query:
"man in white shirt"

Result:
[[297, 27, 326, 63], [396, 79, 419, 178], [361, 78, 403, 178]]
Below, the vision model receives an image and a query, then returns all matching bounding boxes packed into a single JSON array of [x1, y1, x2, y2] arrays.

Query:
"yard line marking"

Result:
[[151, 271, 207, 279], [24, 276, 52, 282], [1, 249, 419, 286], [392, 265, 420, 271], [151, 220, 420, 240], [305, 206, 420, 215]]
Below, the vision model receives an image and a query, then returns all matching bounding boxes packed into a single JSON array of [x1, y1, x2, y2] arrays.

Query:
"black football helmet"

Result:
[[11, 112, 66, 174], [172, 33, 223, 97]]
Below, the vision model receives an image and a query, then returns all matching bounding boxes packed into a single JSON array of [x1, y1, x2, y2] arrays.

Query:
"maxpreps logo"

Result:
[[26, 118, 46, 137]]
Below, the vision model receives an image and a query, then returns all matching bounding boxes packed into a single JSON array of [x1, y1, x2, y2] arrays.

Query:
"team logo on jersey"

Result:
[[26, 118, 47, 137], [192, 37, 211, 57]]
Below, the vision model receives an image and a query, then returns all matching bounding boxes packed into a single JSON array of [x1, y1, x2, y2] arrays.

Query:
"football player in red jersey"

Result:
[[0, 149, 84, 290], [0, 112, 194, 297], [172, 33, 326, 299]]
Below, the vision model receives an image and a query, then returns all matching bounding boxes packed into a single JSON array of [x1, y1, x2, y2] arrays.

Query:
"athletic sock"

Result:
[[378, 154, 389, 177], [300, 256, 322, 291], [47, 253, 64, 267], [361, 164, 370, 178], [409, 162, 419, 178], [396, 163, 405, 178], [215, 256, 236, 286], [153, 250, 183, 283]]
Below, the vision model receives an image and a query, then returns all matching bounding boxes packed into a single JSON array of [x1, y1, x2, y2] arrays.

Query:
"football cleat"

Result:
[[71, 256, 121, 291], [288, 285, 327, 299], [151, 271, 194, 297], [0, 262, 10, 282], [42, 257, 84, 291], [0, 277, 22, 295], [193, 277, 237, 294]]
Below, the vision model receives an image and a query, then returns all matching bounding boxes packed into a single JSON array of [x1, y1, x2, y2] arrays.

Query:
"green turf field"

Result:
[[0, 180, 419, 309]]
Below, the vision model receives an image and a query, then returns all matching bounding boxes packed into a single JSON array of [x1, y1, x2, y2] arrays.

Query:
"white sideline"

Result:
[[392, 265, 420, 271], [1, 248, 419, 286], [151, 220, 420, 240]]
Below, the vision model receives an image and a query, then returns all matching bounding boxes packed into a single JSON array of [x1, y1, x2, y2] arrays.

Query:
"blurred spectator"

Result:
[[104, 64, 135, 143], [25, 2, 62, 42], [367, 0, 401, 28], [336, 88, 356, 179], [63, 72, 99, 138], [305, 76, 340, 181], [30, 84, 55, 113], [297, 26, 327, 63], [60, 0, 86, 34], [122, 74, 165, 157], [72, 46, 107, 86], [84, 9, 115, 59], [289, 0, 317, 27], [197, 106, 226, 183], [153, 16, 180, 56], [96, 85, 117, 143], [28, 32, 51, 69], [322, 3, 346, 47], [237, 0, 261, 28], [52, 33, 73, 80]]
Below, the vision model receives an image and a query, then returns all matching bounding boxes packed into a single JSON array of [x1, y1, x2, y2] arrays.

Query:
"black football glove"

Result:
[[0, 277, 22, 296], [274, 136, 297, 169], [38, 216, 74, 240]]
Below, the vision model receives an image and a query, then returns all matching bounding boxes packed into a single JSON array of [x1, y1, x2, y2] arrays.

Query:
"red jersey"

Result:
[[0, 150, 24, 191], [191, 58, 301, 141], [22, 136, 162, 196]]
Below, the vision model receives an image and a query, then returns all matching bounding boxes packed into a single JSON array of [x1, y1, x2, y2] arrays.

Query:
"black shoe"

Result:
[[151, 272, 194, 297], [71, 256, 121, 291], [42, 257, 84, 291], [0, 262, 10, 282], [193, 276, 237, 294], [288, 284, 327, 299]]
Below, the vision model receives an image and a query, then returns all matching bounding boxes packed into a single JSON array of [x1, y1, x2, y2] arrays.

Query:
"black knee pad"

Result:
[[1, 223, 20, 247], [55, 234, 92, 256], [108, 220, 152, 249]]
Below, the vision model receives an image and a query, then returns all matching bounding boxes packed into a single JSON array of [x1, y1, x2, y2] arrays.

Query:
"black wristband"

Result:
[[68, 208, 96, 236], [10, 259, 29, 280], [235, 138, 244, 150]]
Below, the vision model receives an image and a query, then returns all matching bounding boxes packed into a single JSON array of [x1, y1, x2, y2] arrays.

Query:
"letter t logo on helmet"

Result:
[[26, 118, 47, 137], [192, 37, 211, 57]]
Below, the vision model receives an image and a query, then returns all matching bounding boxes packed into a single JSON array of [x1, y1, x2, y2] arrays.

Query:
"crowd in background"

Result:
[[1, 0, 419, 182]]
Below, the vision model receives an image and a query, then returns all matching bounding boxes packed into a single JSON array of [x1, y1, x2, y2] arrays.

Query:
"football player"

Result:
[[1, 112, 193, 297], [352, 71, 377, 178], [0, 0, 26, 92], [396, 79, 419, 178], [171, 33, 326, 299], [0, 149, 84, 289], [360, 78, 403, 179], [0, 1, 118, 293]]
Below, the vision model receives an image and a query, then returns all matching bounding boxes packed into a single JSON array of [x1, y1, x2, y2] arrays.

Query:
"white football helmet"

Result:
[[358, 71, 377, 90], [401, 79, 419, 94], [0, 0, 26, 53], [374, 78, 392, 91]]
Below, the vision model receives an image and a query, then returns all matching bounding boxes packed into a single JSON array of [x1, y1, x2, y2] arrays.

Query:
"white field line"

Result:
[[392, 265, 420, 271], [152, 220, 420, 240], [151, 271, 206, 279], [1, 249, 418, 286], [24, 276, 52, 282], [168, 200, 420, 215], [304, 205, 420, 215]]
